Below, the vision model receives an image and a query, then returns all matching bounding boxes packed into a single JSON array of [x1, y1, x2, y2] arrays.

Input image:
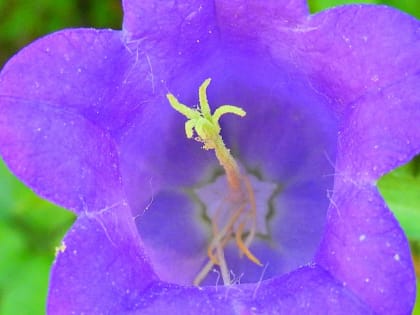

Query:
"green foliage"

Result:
[[383, 0, 420, 19], [0, 254, 51, 315], [378, 156, 420, 241], [0, 0, 122, 65], [417, 280, 420, 315], [308, 0, 420, 18], [308, 0, 378, 13], [0, 159, 75, 314]]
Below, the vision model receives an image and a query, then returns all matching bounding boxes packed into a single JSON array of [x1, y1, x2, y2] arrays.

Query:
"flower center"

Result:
[[167, 78, 266, 285], [192, 170, 278, 285]]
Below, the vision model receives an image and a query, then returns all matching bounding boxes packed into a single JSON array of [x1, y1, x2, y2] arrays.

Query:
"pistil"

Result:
[[167, 78, 261, 286], [167, 78, 244, 191]]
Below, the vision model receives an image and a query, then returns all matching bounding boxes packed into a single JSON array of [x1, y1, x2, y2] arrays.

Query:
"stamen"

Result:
[[215, 239, 231, 285], [207, 204, 245, 266], [193, 261, 214, 286], [243, 176, 257, 248], [207, 245, 219, 265], [235, 222, 262, 266]]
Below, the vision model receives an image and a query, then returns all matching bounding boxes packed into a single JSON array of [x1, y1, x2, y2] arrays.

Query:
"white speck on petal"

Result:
[[359, 234, 366, 241], [393, 254, 400, 261]]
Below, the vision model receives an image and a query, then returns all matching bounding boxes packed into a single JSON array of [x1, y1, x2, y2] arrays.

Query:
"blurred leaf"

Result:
[[0, 159, 75, 239], [0, 221, 26, 288], [308, 0, 379, 13], [79, 0, 122, 29], [0, 255, 52, 315], [0, 158, 75, 314], [308, 0, 420, 19], [415, 280, 420, 315], [378, 156, 420, 241], [412, 241, 420, 314], [0, 0, 122, 66], [381, 0, 420, 19]]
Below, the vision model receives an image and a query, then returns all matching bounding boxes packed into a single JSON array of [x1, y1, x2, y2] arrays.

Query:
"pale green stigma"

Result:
[[167, 78, 246, 190]]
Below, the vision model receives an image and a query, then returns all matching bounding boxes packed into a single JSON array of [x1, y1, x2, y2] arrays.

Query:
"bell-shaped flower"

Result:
[[0, 1, 418, 314]]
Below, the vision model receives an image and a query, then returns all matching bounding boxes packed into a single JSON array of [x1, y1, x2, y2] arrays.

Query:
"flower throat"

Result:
[[167, 79, 262, 286]]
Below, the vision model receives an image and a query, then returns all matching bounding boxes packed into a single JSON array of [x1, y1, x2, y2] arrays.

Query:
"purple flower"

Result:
[[0, 0, 419, 314]]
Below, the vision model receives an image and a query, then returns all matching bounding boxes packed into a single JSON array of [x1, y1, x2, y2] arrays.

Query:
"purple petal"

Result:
[[243, 265, 371, 315], [51, 224, 373, 315], [122, 0, 219, 84], [0, 95, 123, 213], [108, 265, 370, 315], [135, 190, 208, 285], [0, 29, 137, 213], [48, 204, 156, 314], [336, 76, 420, 180], [298, 5, 420, 114], [298, 6, 420, 314], [0, 29, 147, 132], [316, 181, 415, 314], [214, 0, 309, 39], [123, 0, 215, 39]]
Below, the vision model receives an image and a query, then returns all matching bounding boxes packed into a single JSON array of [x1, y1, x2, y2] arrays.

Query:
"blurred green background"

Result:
[[0, 0, 419, 314]]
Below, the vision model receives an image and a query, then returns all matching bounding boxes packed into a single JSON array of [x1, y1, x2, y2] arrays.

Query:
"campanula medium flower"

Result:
[[0, 0, 419, 314]]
